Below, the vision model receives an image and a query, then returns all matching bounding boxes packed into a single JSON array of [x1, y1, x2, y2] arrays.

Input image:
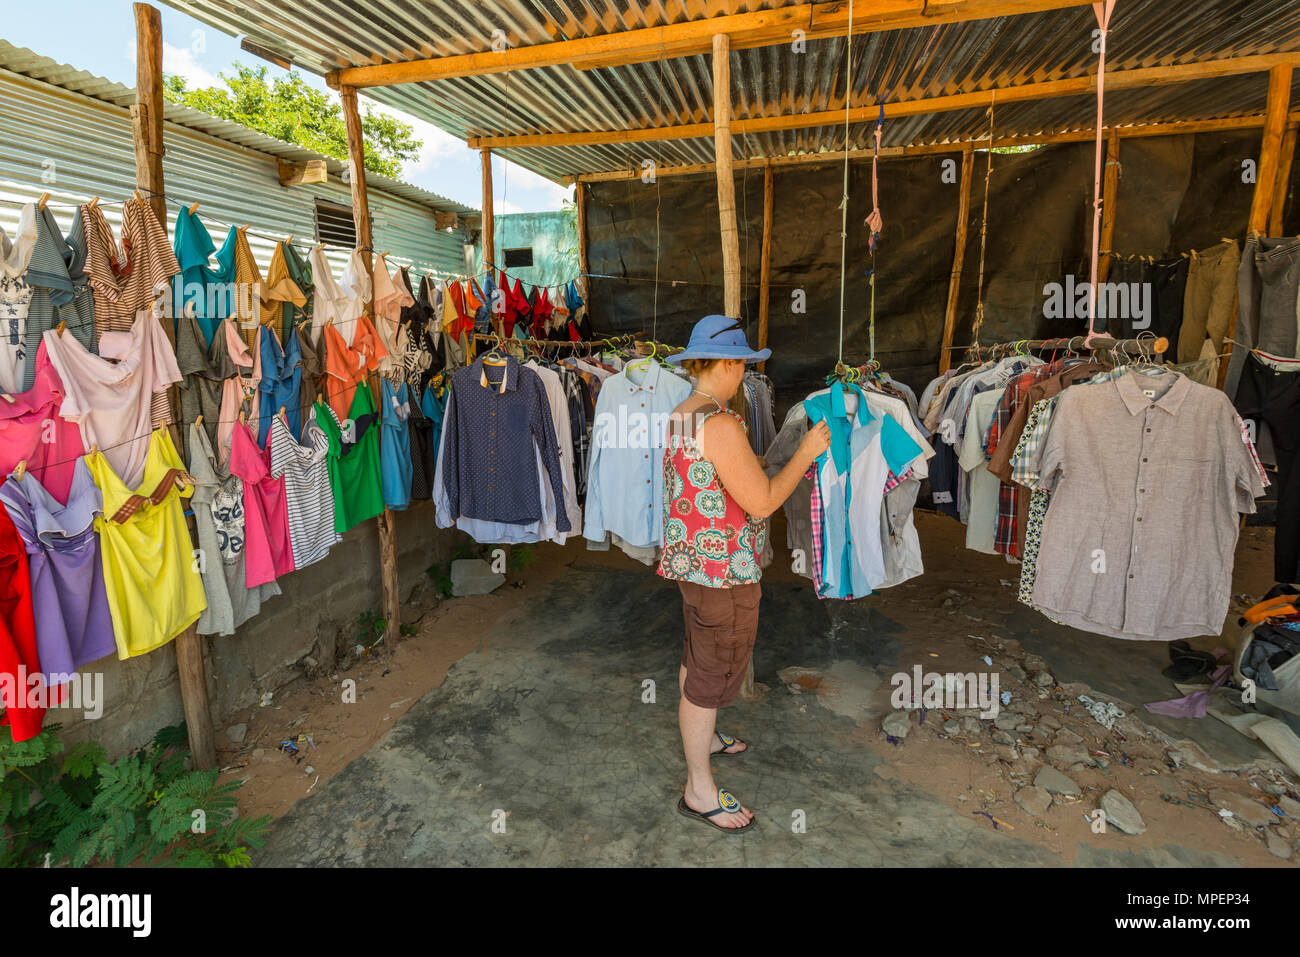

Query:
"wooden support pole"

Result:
[[481, 149, 495, 270], [575, 181, 590, 309], [1268, 122, 1298, 237], [341, 84, 401, 656], [938, 145, 974, 375], [1248, 65, 1294, 234], [1098, 130, 1121, 284], [757, 162, 774, 373], [712, 34, 741, 319], [133, 1, 216, 771]]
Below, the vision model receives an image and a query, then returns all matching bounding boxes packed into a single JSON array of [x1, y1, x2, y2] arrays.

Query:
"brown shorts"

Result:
[[678, 580, 762, 709]]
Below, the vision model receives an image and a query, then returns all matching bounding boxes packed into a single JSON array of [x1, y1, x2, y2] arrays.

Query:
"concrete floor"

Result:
[[256, 549, 1265, 867]]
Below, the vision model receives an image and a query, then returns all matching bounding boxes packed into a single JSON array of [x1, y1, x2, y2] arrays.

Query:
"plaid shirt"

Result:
[[807, 465, 825, 595], [557, 367, 591, 498], [987, 364, 1058, 557], [1010, 398, 1056, 489]]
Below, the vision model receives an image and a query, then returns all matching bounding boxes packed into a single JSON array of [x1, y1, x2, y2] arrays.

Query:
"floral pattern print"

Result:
[[656, 408, 766, 588]]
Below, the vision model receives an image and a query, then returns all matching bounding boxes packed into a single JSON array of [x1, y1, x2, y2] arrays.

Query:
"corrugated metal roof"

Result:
[[152, 0, 1300, 181], [0, 39, 478, 218]]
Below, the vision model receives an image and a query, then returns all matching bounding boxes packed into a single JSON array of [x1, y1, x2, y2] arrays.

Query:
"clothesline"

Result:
[[945, 334, 1170, 355]]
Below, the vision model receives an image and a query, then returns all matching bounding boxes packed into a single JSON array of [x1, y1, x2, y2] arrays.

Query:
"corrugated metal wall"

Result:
[[0, 69, 467, 281]]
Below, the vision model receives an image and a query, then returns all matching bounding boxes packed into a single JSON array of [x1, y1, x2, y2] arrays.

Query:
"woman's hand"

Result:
[[798, 420, 831, 465]]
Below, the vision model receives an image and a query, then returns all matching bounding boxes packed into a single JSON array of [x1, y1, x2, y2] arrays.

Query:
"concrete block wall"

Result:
[[58, 500, 456, 759]]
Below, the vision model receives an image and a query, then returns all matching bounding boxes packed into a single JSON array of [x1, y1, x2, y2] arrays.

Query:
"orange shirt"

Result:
[[322, 314, 388, 422]]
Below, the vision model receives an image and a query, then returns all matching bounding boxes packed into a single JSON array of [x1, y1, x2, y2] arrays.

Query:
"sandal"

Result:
[[710, 732, 749, 758], [676, 788, 755, 833]]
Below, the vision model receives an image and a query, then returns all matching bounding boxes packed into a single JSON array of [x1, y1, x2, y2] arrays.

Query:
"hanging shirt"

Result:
[[83, 199, 179, 426], [187, 422, 280, 637], [0, 460, 115, 681], [805, 381, 924, 599], [257, 325, 302, 444], [582, 358, 690, 549], [308, 245, 362, 346], [268, 411, 340, 569], [1033, 371, 1265, 640], [229, 420, 294, 588], [407, 393, 436, 501], [87, 428, 207, 659], [958, 388, 1005, 554], [0, 343, 85, 504], [176, 307, 238, 456], [43, 313, 182, 491], [0, 502, 43, 741], [21, 206, 96, 392], [259, 240, 308, 343], [317, 387, 385, 534], [380, 377, 413, 510], [171, 208, 236, 345], [0, 204, 38, 394], [372, 255, 413, 370], [525, 360, 582, 538], [322, 315, 388, 423], [438, 354, 570, 531]]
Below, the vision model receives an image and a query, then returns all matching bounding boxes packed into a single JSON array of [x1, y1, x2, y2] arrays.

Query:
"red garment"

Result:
[[0, 504, 44, 742], [499, 271, 516, 336], [229, 422, 294, 587], [0, 344, 86, 505], [510, 280, 531, 335], [533, 287, 554, 330]]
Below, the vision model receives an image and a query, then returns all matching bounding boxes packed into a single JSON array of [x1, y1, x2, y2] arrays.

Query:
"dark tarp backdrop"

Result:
[[586, 130, 1270, 399]]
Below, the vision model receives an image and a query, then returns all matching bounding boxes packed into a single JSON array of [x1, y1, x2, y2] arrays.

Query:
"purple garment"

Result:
[[1144, 661, 1230, 719], [0, 461, 115, 682]]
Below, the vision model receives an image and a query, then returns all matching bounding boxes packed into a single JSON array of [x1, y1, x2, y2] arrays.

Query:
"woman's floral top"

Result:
[[656, 407, 766, 588]]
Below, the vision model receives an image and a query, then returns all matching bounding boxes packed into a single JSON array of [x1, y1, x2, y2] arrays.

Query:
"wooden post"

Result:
[[1223, 64, 1293, 389], [341, 84, 401, 656], [757, 162, 774, 373], [712, 34, 741, 318], [1268, 122, 1298, 237], [938, 145, 974, 374], [481, 149, 495, 269], [575, 180, 589, 310], [1097, 130, 1121, 284], [132, 1, 216, 771]]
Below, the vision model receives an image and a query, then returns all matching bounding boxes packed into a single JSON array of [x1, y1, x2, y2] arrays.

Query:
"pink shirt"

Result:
[[43, 311, 181, 490], [229, 421, 293, 587], [0, 343, 85, 504], [217, 319, 260, 466]]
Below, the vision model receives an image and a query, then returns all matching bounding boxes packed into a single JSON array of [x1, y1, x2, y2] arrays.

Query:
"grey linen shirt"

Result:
[[1031, 371, 1264, 641]]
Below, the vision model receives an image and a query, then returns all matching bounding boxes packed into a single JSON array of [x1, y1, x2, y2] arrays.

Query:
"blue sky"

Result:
[[2, 1, 571, 214]]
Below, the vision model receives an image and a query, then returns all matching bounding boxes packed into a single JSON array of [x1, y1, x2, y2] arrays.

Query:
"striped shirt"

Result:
[[267, 412, 340, 570], [84, 200, 179, 424]]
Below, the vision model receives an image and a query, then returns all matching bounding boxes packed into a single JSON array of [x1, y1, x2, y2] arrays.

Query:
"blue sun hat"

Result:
[[668, 314, 771, 365]]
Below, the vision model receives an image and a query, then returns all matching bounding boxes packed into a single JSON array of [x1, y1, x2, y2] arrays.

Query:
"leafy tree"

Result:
[[164, 65, 421, 178]]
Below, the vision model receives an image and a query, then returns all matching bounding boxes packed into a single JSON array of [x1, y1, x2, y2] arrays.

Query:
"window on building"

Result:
[[315, 199, 357, 248], [504, 246, 534, 268]]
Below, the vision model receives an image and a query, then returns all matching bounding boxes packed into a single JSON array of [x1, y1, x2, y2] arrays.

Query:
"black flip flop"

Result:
[[1162, 640, 1217, 681], [676, 789, 755, 833], [711, 732, 749, 758]]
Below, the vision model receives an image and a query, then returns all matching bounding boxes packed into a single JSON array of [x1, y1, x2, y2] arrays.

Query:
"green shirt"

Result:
[[317, 386, 384, 534]]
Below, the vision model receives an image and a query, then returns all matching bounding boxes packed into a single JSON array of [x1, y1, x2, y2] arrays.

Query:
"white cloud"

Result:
[[125, 38, 220, 89]]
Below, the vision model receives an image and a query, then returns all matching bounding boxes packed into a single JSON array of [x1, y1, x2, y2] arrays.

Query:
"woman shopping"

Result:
[[659, 314, 831, 833]]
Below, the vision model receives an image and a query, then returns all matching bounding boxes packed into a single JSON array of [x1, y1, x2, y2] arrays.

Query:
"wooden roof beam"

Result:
[[563, 112, 1300, 183], [468, 52, 1300, 149], [325, 0, 1094, 88]]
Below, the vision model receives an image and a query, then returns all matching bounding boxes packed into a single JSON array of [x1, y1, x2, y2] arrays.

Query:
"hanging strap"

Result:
[[1084, 0, 1118, 346], [970, 93, 996, 349], [108, 468, 193, 524]]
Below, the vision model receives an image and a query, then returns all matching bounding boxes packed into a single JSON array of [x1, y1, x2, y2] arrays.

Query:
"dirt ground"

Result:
[[220, 510, 1299, 866]]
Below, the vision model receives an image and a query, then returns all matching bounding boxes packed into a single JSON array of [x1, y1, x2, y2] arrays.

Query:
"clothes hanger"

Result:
[[38, 193, 50, 211]]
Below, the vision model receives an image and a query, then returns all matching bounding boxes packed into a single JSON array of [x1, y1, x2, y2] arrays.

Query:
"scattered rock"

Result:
[[994, 714, 1020, 731], [1015, 785, 1052, 817], [1100, 790, 1147, 835], [450, 558, 506, 596], [225, 723, 247, 744], [1023, 654, 1049, 673], [1277, 795, 1300, 820], [304, 765, 315, 775], [882, 711, 911, 739], [1266, 832, 1293, 860], [1053, 727, 1083, 745], [1034, 671, 1056, 688], [1014, 722, 1035, 734], [991, 730, 1015, 745], [1008, 664, 1027, 681], [941, 719, 962, 737], [1039, 715, 1063, 731], [1020, 746, 1042, 760], [1047, 744, 1092, 767], [1035, 766, 1082, 797], [996, 745, 1019, 762], [961, 716, 981, 734], [1209, 790, 1276, 829]]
